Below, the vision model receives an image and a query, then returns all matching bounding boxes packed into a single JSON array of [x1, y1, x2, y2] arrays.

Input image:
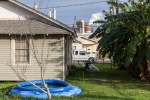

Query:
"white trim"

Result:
[[62, 34, 65, 81], [71, 39, 73, 64], [10, 36, 15, 65], [29, 38, 32, 65]]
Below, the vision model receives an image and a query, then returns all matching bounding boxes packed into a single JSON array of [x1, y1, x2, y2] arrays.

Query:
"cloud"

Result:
[[89, 12, 104, 25]]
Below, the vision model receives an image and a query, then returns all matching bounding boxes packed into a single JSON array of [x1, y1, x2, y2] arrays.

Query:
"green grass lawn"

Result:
[[0, 64, 150, 100]]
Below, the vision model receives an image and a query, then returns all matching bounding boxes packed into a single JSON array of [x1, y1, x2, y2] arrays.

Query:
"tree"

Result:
[[89, 0, 150, 81], [8, 34, 51, 99]]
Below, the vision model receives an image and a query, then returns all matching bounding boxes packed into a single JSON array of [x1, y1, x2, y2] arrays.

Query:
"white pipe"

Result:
[[49, 10, 52, 17], [34, 3, 38, 10], [53, 7, 56, 19], [81, 20, 84, 33]]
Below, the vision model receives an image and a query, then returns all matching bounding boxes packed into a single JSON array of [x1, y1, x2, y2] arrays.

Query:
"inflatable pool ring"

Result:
[[10, 79, 82, 98]]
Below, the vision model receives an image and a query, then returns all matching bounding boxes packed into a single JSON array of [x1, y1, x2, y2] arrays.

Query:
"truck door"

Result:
[[73, 50, 80, 61]]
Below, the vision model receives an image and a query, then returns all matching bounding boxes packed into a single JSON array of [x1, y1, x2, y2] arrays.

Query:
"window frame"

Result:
[[11, 35, 31, 65]]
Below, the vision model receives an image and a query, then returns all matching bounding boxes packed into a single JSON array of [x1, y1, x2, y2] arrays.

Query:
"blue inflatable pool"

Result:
[[10, 79, 82, 99]]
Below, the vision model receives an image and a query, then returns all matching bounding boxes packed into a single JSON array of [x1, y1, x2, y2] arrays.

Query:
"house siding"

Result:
[[29, 34, 63, 80], [0, 35, 20, 80], [73, 43, 83, 50], [87, 44, 97, 53], [0, 1, 36, 20], [64, 35, 73, 76], [67, 37, 73, 75], [0, 34, 64, 81]]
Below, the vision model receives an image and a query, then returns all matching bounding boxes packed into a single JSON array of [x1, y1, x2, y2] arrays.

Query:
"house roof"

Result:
[[76, 37, 98, 44], [0, 20, 71, 34], [80, 37, 98, 43], [3, 0, 77, 37]]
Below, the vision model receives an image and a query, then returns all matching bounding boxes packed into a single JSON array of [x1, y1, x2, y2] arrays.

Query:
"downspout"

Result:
[[62, 34, 65, 81]]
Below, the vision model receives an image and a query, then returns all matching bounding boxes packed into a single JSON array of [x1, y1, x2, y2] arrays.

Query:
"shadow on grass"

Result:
[[0, 86, 45, 100], [0, 86, 12, 96], [78, 94, 133, 100], [67, 64, 150, 95]]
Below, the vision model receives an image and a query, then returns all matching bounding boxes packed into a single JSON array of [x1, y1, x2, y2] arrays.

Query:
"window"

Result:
[[75, 51, 78, 55], [14, 35, 30, 64], [73, 46, 76, 50], [79, 51, 86, 55]]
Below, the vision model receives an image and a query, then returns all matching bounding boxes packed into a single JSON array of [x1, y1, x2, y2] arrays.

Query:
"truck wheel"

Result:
[[89, 57, 95, 63]]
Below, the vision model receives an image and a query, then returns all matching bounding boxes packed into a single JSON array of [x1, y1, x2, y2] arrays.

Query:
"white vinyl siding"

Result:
[[0, 35, 20, 80], [0, 34, 64, 81]]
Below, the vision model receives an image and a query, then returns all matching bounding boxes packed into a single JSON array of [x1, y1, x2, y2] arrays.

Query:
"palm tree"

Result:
[[89, 0, 150, 81]]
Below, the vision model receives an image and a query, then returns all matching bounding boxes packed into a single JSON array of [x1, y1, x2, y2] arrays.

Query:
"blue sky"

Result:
[[18, 0, 127, 29]]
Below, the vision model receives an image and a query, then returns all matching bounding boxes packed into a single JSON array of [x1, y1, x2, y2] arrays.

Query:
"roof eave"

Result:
[[80, 37, 97, 43], [8, 0, 77, 38]]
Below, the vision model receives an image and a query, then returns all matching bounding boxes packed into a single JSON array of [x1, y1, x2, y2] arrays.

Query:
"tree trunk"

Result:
[[41, 67, 51, 99], [126, 60, 140, 78], [43, 80, 51, 100], [126, 57, 150, 82], [139, 59, 148, 82]]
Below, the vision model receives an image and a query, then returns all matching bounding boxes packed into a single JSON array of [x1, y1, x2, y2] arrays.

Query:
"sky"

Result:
[[18, 0, 127, 30]]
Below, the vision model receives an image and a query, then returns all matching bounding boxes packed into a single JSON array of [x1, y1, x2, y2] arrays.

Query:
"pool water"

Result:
[[22, 83, 65, 89]]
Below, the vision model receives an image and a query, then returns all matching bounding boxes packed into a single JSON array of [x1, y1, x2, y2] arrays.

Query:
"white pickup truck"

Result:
[[72, 49, 97, 63]]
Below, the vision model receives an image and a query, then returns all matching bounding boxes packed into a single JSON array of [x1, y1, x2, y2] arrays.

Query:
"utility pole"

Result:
[[110, 0, 114, 69], [110, 6, 114, 15], [74, 15, 77, 29], [110, 0, 119, 15], [110, 0, 114, 15], [116, 0, 119, 14]]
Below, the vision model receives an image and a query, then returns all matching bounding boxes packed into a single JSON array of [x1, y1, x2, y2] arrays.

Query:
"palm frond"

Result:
[[125, 35, 142, 65], [93, 20, 106, 24]]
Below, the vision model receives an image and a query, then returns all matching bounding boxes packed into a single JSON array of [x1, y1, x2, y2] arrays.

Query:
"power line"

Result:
[[39, 1, 109, 9], [39, 0, 125, 9], [66, 24, 100, 26]]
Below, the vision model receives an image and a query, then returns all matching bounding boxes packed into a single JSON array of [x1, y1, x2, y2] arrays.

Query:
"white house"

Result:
[[73, 20, 98, 54], [0, 0, 77, 81]]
